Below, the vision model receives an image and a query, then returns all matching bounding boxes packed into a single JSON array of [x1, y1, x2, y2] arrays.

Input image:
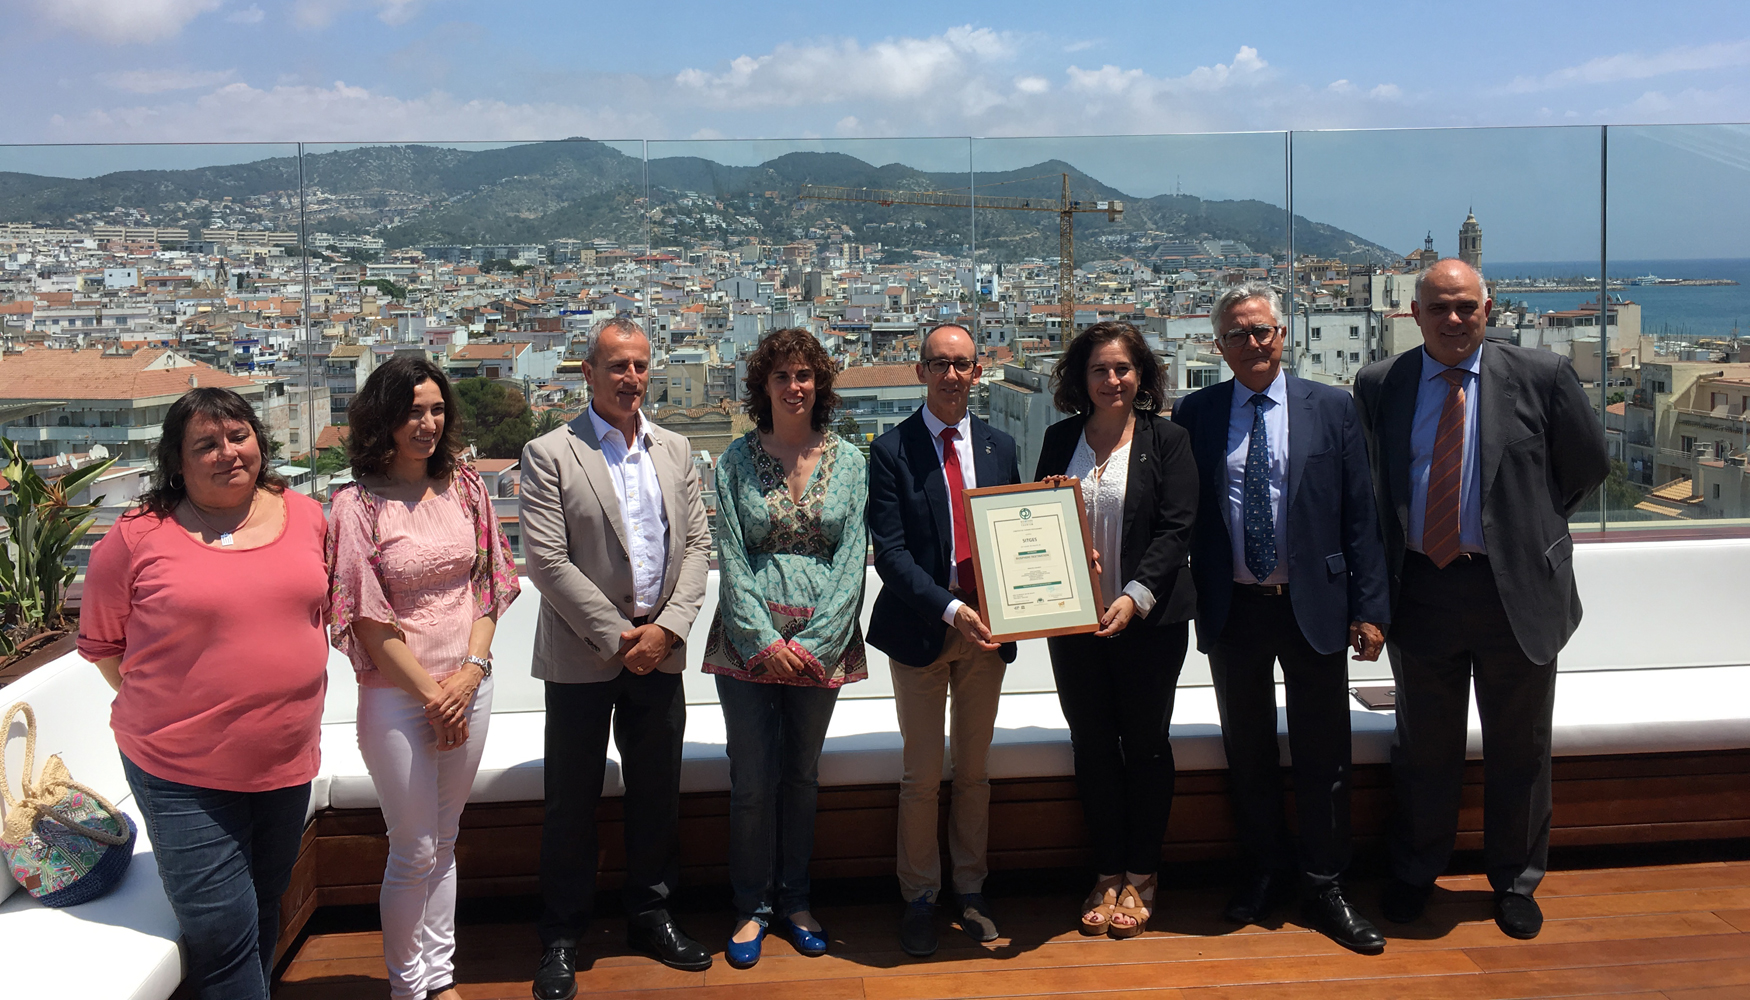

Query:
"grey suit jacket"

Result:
[[1354, 342, 1608, 666], [518, 410, 712, 683]]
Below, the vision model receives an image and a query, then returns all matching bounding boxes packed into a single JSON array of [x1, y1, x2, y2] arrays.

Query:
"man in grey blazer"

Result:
[[520, 318, 713, 999], [1354, 259, 1608, 941]]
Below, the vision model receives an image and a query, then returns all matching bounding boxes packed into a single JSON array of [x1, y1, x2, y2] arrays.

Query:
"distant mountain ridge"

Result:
[[0, 140, 1399, 264]]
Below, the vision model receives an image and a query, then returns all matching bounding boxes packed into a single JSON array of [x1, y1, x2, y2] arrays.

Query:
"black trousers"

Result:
[[1208, 586, 1354, 886], [538, 671, 686, 948], [1048, 621, 1189, 876], [1388, 552, 1556, 897]]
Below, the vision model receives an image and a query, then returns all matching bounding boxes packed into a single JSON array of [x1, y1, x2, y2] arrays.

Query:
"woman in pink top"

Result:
[[78, 387, 329, 1000], [327, 356, 520, 1000]]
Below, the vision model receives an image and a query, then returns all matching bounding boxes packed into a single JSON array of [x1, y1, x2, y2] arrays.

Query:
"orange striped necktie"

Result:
[[1423, 368, 1467, 569]]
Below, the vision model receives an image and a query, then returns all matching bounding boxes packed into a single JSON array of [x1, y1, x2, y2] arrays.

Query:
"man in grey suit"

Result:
[[1354, 259, 1608, 941], [520, 318, 714, 999]]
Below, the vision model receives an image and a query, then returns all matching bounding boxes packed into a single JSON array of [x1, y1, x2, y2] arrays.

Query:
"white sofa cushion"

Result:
[[0, 795, 183, 1000], [321, 708, 621, 811], [1, 652, 128, 904]]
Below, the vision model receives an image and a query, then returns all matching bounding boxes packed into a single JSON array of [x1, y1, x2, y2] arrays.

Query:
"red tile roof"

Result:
[[835, 364, 921, 388], [0, 348, 257, 402]]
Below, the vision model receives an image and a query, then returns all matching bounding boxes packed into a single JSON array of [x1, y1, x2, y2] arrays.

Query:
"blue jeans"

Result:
[[715, 675, 839, 924], [122, 754, 309, 1000]]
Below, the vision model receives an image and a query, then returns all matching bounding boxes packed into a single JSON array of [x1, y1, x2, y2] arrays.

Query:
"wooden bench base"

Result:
[[274, 748, 1750, 960]]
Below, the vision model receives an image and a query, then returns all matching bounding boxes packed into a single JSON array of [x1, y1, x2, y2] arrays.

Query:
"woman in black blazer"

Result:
[[1035, 320, 1198, 939]]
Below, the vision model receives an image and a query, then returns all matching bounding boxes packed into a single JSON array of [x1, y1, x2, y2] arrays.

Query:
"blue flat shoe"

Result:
[[784, 916, 829, 957], [725, 922, 765, 969]]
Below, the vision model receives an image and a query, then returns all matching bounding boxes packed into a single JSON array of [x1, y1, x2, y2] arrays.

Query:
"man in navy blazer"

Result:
[[867, 323, 1021, 958], [1173, 283, 1391, 955]]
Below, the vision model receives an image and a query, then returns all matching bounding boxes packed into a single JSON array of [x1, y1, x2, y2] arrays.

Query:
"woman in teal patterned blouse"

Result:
[[704, 328, 868, 969]]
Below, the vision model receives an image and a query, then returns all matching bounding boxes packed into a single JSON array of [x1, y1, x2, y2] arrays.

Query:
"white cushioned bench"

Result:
[[5, 537, 1750, 999]]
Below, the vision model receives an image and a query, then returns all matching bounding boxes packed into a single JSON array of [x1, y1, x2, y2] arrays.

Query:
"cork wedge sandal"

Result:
[[1108, 873, 1157, 939], [1079, 874, 1124, 935]]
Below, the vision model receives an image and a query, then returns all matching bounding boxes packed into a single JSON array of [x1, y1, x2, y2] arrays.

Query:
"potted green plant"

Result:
[[0, 439, 116, 661]]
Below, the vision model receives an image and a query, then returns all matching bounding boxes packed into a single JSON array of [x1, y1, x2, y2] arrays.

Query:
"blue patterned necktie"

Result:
[[1243, 393, 1278, 582]]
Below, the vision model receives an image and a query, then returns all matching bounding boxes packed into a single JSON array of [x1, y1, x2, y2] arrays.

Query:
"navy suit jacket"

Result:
[[1172, 374, 1391, 656], [866, 409, 1022, 668]]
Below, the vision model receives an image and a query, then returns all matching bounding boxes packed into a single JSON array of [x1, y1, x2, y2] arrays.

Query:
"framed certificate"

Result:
[[963, 480, 1104, 642]]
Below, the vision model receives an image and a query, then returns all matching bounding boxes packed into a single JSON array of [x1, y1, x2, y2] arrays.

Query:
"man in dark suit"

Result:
[[1174, 282, 1391, 954], [867, 322, 1022, 958], [1354, 259, 1608, 940]]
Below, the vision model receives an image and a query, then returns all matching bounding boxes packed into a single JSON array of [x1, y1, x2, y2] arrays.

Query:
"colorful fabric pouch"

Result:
[[1, 701, 135, 907]]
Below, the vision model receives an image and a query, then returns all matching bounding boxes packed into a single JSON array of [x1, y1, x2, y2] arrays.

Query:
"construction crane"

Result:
[[799, 173, 1123, 335]]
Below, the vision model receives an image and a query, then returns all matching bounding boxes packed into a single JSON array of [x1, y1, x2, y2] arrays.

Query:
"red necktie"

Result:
[[1423, 369, 1466, 569], [941, 427, 975, 593]]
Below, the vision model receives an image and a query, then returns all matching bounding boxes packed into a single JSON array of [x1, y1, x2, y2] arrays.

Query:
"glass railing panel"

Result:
[[295, 138, 649, 475], [969, 132, 1289, 476], [644, 136, 973, 698], [1290, 126, 1602, 678], [0, 141, 304, 464], [0, 142, 305, 608], [1600, 124, 1750, 531], [1291, 125, 1606, 537], [969, 132, 1288, 690]]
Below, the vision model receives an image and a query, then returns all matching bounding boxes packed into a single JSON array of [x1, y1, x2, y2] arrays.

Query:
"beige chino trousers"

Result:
[[890, 628, 1007, 903]]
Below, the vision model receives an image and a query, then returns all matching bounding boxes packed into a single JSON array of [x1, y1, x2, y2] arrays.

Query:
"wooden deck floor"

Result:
[[275, 859, 1750, 999]]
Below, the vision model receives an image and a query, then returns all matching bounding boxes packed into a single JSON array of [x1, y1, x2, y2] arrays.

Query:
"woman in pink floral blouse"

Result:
[[326, 356, 520, 1000]]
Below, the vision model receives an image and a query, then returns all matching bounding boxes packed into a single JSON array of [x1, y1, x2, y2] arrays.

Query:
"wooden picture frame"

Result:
[[962, 479, 1105, 642]]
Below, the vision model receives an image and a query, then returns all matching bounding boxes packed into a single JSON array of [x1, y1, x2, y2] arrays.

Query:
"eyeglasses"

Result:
[[1420, 301, 1482, 319], [922, 358, 976, 376], [1219, 325, 1281, 346]]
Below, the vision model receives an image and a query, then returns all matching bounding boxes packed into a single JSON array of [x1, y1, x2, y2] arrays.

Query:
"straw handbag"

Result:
[[1, 701, 135, 906]]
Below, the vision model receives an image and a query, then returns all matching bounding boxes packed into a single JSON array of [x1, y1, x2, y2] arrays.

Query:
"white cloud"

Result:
[[1328, 79, 1355, 94], [1504, 39, 1750, 93], [26, 0, 221, 45], [46, 80, 655, 144], [1064, 46, 1270, 102], [225, 4, 264, 23], [100, 67, 236, 94], [1369, 83, 1402, 100], [1014, 75, 1050, 94], [675, 26, 1017, 109], [291, 0, 424, 29]]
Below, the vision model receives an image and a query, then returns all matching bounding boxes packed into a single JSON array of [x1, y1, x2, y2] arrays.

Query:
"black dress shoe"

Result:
[[532, 946, 578, 1000], [1495, 891, 1543, 939], [1223, 870, 1284, 925], [1381, 878, 1433, 924], [899, 894, 938, 957], [1302, 885, 1386, 955], [627, 912, 713, 971]]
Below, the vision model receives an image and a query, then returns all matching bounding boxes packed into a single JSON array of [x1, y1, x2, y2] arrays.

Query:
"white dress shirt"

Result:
[[1065, 432, 1157, 615], [919, 404, 977, 624], [1224, 370, 1291, 585], [589, 402, 670, 615]]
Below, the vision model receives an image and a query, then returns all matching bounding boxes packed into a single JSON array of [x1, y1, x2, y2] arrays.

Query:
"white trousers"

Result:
[[357, 675, 493, 999]]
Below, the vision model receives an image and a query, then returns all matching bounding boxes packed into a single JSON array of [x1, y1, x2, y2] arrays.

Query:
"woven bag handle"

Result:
[[40, 777, 132, 847], [0, 700, 131, 846], [1, 701, 38, 812]]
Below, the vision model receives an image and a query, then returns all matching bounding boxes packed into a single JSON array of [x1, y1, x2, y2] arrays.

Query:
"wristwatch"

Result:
[[464, 655, 492, 677]]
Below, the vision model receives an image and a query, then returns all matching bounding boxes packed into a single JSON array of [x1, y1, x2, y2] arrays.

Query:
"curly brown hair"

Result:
[[346, 355, 467, 480], [1051, 320, 1166, 416], [743, 328, 842, 432]]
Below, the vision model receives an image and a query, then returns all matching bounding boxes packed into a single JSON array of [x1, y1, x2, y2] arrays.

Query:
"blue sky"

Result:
[[0, 0, 1747, 259]]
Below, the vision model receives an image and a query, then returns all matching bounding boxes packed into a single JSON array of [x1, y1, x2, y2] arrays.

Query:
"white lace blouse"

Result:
[[1065, 432, 1157, 615]]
